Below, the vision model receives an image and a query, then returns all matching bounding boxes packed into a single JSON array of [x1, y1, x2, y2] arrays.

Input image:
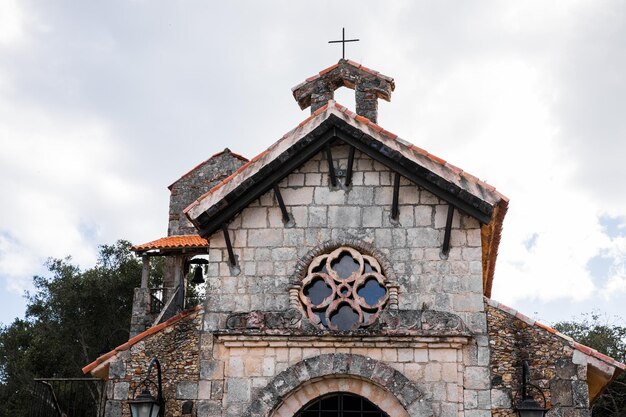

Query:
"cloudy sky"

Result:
[[1, 1, 625, 326]]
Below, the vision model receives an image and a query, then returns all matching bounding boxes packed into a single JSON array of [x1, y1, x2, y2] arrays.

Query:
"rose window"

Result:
[[299, 247, 389, 331]]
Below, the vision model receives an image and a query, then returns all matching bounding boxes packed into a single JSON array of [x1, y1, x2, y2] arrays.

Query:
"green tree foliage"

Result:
[[0, 240, 157, 417], [554, 313, 626, 417]]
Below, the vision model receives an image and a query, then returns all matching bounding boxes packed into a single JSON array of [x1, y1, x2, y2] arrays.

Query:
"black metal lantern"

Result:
[[128, 357, 164, 417], [516, 362, 548, 417]]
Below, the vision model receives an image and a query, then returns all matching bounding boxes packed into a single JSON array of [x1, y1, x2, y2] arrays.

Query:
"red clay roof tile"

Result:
[[380, 129, 398, 140], [319, 63, 339, 76], [427, 153, 446, 165], [354, 114, 371, 125], [82, 306, 202, 376], [445, 162, 464, 175], [131, 235, 208, 252], [369, 123, 384, 133]]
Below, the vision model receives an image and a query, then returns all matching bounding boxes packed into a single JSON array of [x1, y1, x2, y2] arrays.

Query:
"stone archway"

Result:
[[272, 377, 408, 417], [245, 353, 433, 417]]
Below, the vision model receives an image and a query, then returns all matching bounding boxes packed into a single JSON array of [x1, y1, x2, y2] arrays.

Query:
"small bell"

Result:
[[191, 265, 205, 284]]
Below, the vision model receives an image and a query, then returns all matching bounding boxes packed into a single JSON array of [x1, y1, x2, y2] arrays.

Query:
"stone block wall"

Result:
[[195, 143, 493, 416], [203, 144, 485, 331], [104, 312, 202, 417], [169, 150, 247, 236], [201, 337, 489, 417], [487, 303, 590, 417]]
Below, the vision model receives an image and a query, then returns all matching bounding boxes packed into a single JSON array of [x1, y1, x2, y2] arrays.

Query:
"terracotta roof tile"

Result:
[[319, 63, 339, 76], [427, 153, 446, 165], [354, 114, 371, 125], [369, 122, 384, 133], [380, 129, 398, 140], [445, 162, 464, 175], [131, 235, 209, 252], [82, 306, 202, 376], [313, 103, 330, 116]]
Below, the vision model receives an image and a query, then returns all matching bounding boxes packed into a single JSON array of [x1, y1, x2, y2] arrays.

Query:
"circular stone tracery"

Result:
[[299, 247, 389, 331]]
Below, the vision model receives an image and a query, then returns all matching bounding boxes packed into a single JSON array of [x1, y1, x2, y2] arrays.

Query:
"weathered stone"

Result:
[[282, 187, 314, 205], [241, 207, 268, 228], [112, 382, 129, 400], [104, 400, 122, 417], [168, 149, 246, 236], [247, 229, 282, 247], [407, 228, 439, 247], [197, 400, 222, 417], [314, 187, 345, 205], [327, 206, 360, 227], [176, 381, 198, 399], [227, 378, 251, 402]]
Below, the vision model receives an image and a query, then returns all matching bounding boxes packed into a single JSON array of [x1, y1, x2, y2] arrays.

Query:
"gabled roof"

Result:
[[183, 100, 508, 296], [131, 235, 209, 255], [486, 298, 625, 403], [167, 148, 248, 191], [82, 306, 202, 379]]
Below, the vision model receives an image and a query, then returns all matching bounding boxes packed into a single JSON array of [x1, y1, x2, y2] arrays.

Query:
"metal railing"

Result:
[[150, 285, 205, 315], [149, 288, 165, 314], [29, 378, 105, 417]]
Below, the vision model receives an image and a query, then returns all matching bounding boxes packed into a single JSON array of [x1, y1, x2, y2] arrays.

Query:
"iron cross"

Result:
[[328, 28, 359, 60]]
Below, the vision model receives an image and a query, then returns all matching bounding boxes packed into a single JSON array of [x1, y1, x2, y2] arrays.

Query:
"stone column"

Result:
[[355, 80, 379, 123], [310, 84, 334, 114], [140, 255, 150, 288]]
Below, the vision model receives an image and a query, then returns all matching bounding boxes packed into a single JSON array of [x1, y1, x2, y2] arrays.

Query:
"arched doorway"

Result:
[[294, 392, 389, 417]]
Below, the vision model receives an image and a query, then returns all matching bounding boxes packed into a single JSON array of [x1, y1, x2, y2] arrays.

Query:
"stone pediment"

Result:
[[183, 101, 508, 296]]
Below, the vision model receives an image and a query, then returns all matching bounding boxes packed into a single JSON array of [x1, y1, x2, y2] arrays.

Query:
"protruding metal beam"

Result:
[[345, 146, 356, 186], [326, 144, 337, 187], [442, 205, 455, 255], [334, 130, 493, 224], [391, 172, 401, 220], [273, 185, 290, 223], [221, 224, 237, 266]]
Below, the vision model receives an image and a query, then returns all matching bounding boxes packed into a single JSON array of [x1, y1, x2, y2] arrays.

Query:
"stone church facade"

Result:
[[83, 60, 624, 417]]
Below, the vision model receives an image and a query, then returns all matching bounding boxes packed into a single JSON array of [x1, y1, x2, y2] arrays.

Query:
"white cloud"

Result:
[[0, 99, 163, 297], [1, 0, 625, 323], [0, 0, 24, 45]]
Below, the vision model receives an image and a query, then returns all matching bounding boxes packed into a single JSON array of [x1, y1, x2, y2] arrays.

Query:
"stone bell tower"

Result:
[[292, 59, 395, 123]]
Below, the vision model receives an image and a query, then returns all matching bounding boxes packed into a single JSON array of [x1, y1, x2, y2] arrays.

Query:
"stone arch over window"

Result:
[[245, 353, 433, 417], [277, 380, 401, 417], [292, 239, 397, 284]]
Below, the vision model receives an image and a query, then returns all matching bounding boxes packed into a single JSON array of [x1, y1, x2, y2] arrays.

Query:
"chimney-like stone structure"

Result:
[[292, 59, 395, 124]]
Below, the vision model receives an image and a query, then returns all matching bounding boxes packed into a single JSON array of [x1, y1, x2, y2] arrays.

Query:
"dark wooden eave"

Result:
[[192, 114, 494, 238]]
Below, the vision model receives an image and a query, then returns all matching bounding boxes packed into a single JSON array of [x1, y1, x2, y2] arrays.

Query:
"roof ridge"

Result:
[[82, 305, 202, 376], [485, 297, 626, 371], [292, 60, 394, 93]]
